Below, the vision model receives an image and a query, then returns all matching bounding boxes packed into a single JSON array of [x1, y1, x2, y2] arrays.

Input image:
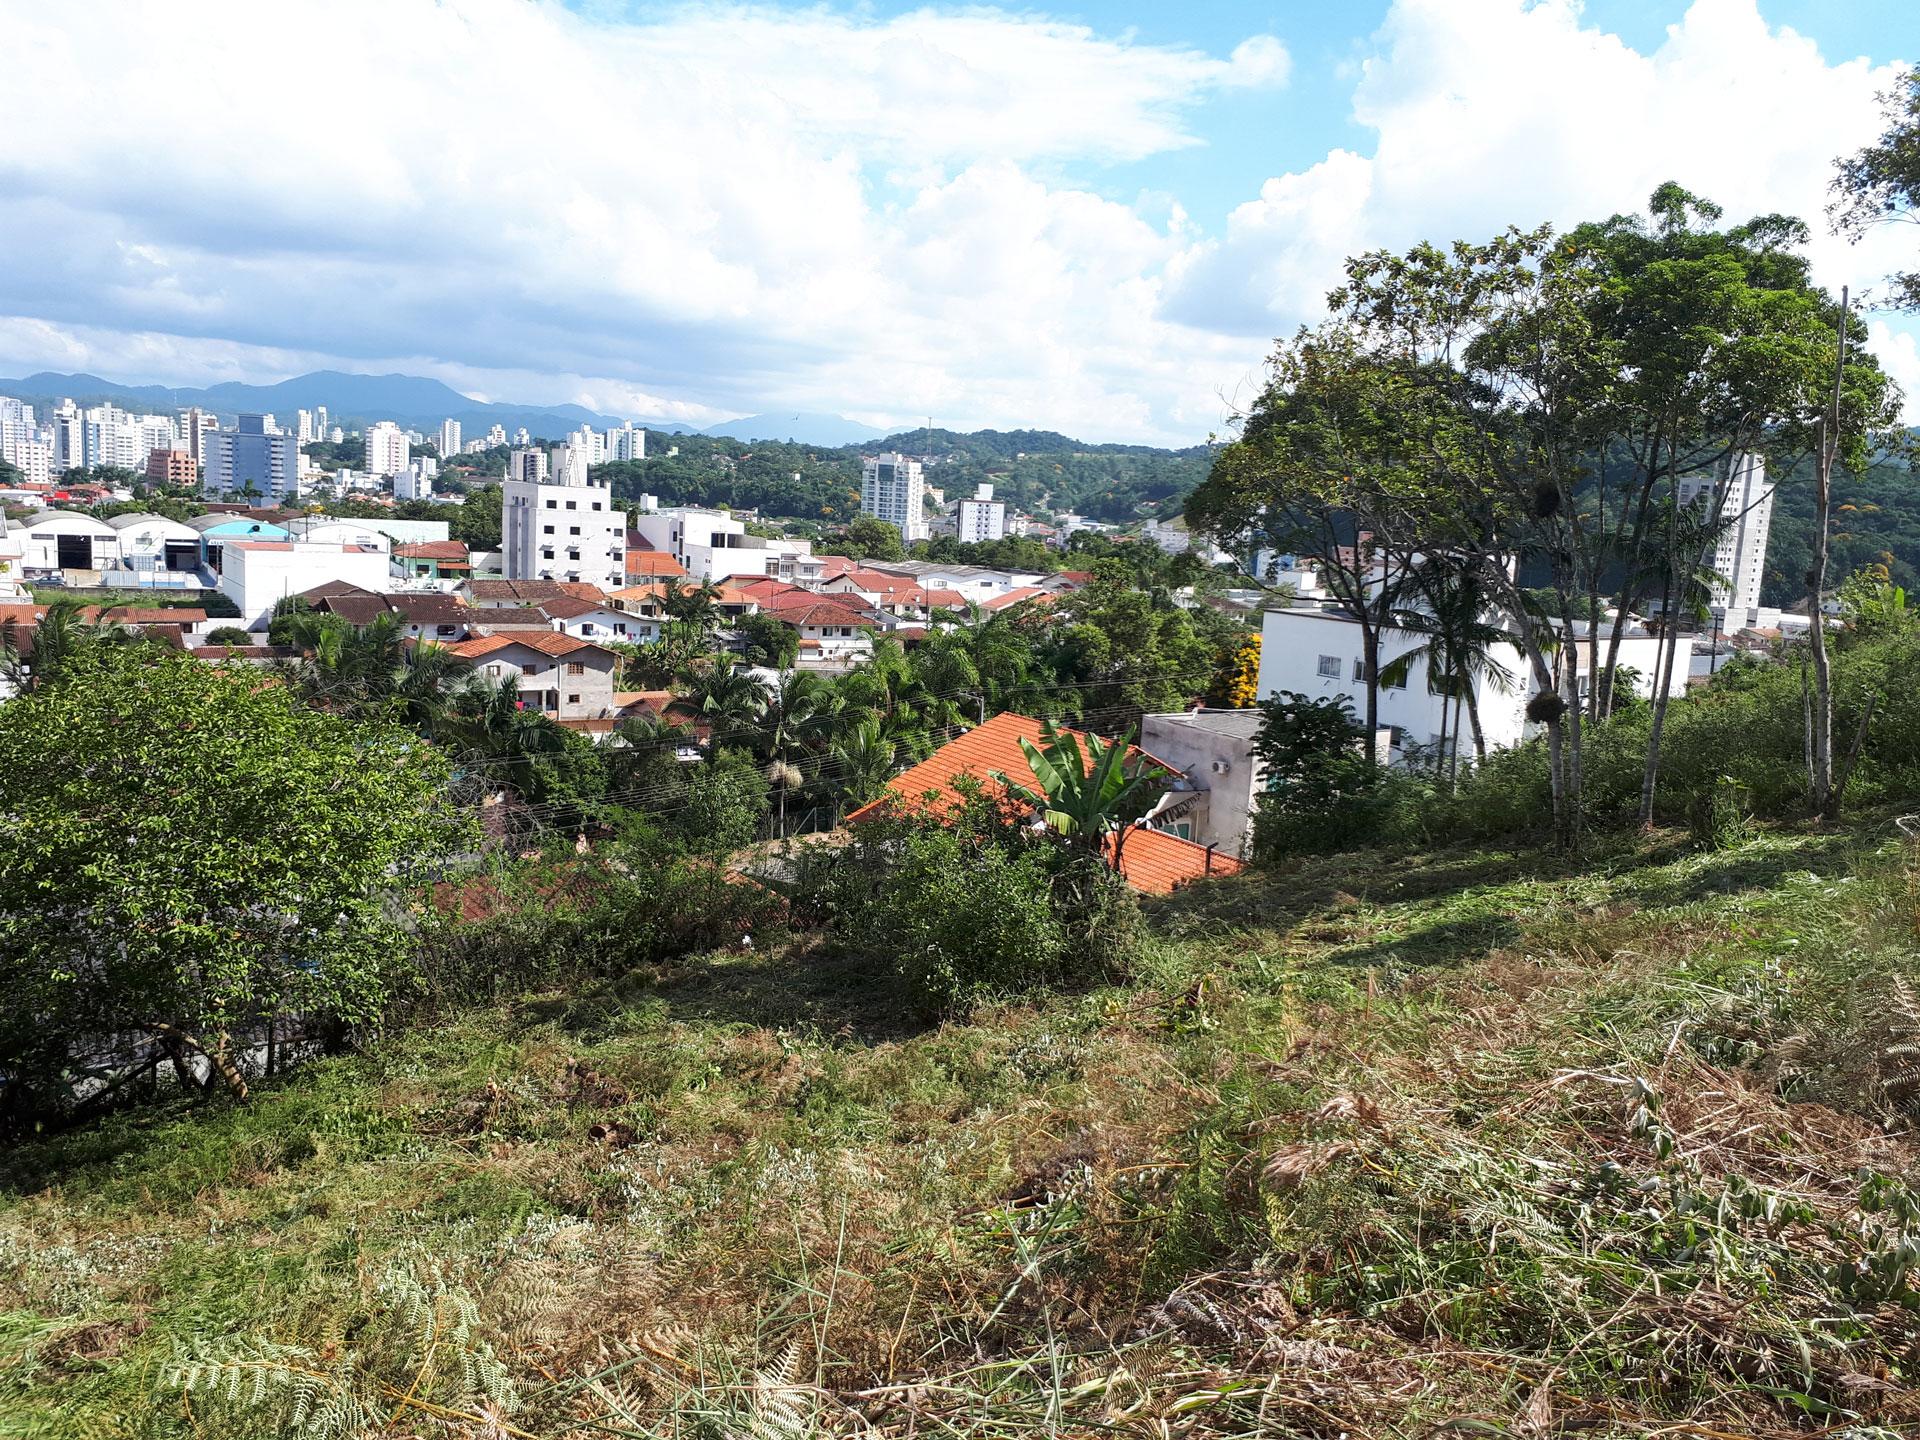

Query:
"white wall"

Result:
[[219, 544, 393, 629]]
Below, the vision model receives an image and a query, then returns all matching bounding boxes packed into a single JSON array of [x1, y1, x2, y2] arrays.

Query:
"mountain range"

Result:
[[0, 370, 885, 448]]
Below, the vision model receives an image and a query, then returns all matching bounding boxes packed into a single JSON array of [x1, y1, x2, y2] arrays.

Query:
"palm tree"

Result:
[[661, 579, 725, 636], [1383, 559, 1523, 782], [678, 663, 768, 752], [832, 714, 903, 808], [2, 598, 139, 693]]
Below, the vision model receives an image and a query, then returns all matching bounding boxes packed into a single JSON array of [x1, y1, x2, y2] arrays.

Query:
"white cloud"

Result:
[[1165, 0, 1915, 355], [0, 0, 1910, 442]]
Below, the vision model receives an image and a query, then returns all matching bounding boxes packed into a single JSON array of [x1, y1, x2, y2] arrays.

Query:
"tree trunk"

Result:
[[1809, 288, 1849, 822], [1361, 623, 1381, 752], [1465, 680, 1487, 763]]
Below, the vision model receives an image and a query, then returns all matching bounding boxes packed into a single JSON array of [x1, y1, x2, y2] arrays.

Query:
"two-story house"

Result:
[[448, 632, 621, 721]]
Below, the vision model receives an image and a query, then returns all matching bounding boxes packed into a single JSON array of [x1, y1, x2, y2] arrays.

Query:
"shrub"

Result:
[[1688, 777, 1754, 850]]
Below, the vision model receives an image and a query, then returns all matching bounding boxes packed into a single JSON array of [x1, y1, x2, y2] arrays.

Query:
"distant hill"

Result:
[[703, 412, 884, 447], [0, 368, 700, 440]]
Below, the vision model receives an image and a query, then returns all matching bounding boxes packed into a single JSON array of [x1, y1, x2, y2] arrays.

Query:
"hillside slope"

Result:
[[5, 821, 1918, 1436]]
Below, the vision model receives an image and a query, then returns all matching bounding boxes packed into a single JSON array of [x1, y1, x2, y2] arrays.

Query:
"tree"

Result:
[[1248, 690, 1386, 856], [1, 597, 155, 694], [1832, 65, 1920, 311], [824, 514, 906, 562], [0, 647, 468, 1116], [735, 610, 799, 669]]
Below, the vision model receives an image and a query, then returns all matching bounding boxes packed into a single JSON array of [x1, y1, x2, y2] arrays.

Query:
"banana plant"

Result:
[[994, 722, 1160, 855]]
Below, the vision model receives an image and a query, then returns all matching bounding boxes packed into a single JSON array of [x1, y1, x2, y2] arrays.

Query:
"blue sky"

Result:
[[3, 0, 1917, 442]]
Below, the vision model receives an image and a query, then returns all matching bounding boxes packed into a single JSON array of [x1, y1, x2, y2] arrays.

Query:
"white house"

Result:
[[540, 595, 661, 644], [862, 559, 1049, 602], [775, 600, 876, 671]]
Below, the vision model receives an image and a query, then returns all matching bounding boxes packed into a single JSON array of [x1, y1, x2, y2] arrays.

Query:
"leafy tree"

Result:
[[677, 748, 770, 853], [1204, 633, 1261, 709], [1832, 65, 1920, 311], [443, 674, 607, 829], [1248, 691, 1388, 857], [0, 647, 467, 1115], [822, 514, 907, 562], [1, 598, 157, 694], [204, 625, 253, 647], [735, 610, 799, 668], [446, 484, 503, 551]]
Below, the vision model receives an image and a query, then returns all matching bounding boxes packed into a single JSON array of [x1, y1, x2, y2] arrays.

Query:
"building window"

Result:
[[566, 662, 585, 675], [590, 501, 601, 510], [565, 500, 577, 510], [568, 694, 580, 705], [1316, 654, 1341, 678], [543, 524, 554, 534], [541, 548, 554, 560], [437, 625, 455, 637], [614, 623, 627, 635], [1388, 725, 1407, 749], [1352, 657, 1366, 682], [545, 499, 556, 509], [569, 526, 580, 535], [567, 549, 580, 560], [521, 664, 537, 675]]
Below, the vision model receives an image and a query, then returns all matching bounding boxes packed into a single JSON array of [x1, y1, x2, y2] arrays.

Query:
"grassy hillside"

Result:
[[5, 820, 1919, 1437]]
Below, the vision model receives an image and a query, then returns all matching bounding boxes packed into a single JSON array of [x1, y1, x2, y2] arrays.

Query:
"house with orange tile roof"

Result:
[[448, 632, 621, 721], [392, 539, 472, 580], [845, 711, 1242, 895], [623, 544, 689, 582], [771, 599, 877, 670]]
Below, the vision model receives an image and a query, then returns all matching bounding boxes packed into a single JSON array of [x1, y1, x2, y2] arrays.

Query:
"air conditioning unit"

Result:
[[1210, 759, 1231, 775]]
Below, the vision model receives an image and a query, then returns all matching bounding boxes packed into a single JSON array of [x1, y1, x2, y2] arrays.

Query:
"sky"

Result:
[[1, 0, 1916, 444]]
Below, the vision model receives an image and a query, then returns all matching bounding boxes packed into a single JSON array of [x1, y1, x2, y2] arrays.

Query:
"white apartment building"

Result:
[[485, 424, 506, 448], [364, 420, 410, 478], [203, 414, 299, 503], [439, 418, 462, 457], [1256, 605, 1695, 765], [394, 465, 433, 502], [297, 409, 317, 444], [629, 499, 765, 583], [861, 452, 927, 543], [607, 422, 646, 463], [953, 483, 1006, 543], [1677, 452, 1772, 627], [179, 407, 217, 471], [50, 405, 83, 472], [552, 438, 591, 487], [0, 399, 52, 486], [502, 463, 625, 590], [509, 447, 549, 485], [79, 406, 175, 471]]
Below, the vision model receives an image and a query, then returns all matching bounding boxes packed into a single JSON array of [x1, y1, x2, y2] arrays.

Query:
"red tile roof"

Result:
[[845, 712, 1201, 894], [464, 579, 608, 603], [450, 632, 619, 660], [1103, 828, 1243, 895], [625, 548, 688, 579], [394, 540, 469, 560], [775, 602, 876, 630], [982, 585, 1052, 612]]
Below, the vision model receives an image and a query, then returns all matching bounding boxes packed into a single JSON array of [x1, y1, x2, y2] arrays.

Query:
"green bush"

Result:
[[1688, 777, 1755, 850]]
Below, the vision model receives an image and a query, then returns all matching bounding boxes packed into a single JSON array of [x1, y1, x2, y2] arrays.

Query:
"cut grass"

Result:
[[3, 818, 1918, 1437]]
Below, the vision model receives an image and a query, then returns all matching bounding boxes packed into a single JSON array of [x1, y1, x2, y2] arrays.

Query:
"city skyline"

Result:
[[2, 0, 1917, 444]]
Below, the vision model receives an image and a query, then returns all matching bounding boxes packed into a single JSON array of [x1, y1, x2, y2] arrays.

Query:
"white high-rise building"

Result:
[[502, 451, 624, 590], [485, 424, 506, 448], [0, 400, 52, 487], [509, 447, 549, 485], [364, 420, 410, 478], [50, 403, 83, 473], [394, 466, 433, 502], [297, 409, 317, 444], [439, 418, 461, 457], [861, 452, 927, 543], [178, 407, 216, 472], [315, 406, 329, 438], [953, 482, 1006, 543], [1677, 452, 1773, 624], [513, 427, 530, 446], [607, 422, 646, 463]]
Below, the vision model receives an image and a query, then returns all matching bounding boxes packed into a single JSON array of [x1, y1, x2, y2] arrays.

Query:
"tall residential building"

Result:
[[607, 422, 646, 463], [50, 403, 83, 473], [953, 482, 1006, 543], [394, 465, 433, 502], [297, 409, 317, 444], [364, 420, 410, 477], [315, 406, 329, 438], [485, 423, 506, 448], [502, 453, 624, 590], [203, 413, 298, 504], [513, 427, 530, 446], [509, 447, 549, 485], [177, 407, 216, 471], [861, 452, 927, 543], [1677, 452, 1773, 623], [439, 418, 461, 457]]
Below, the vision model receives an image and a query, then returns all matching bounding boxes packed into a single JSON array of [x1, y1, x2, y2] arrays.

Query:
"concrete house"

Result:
[[1140, 710, 1266, 858], [447, 632, 621, 721]]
